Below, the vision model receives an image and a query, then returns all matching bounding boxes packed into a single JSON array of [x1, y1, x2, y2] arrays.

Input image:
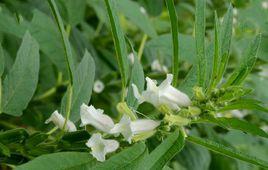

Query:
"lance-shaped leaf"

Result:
[[219, 98, 268, 113], [105, 0, 129, 88], [224, 34, 261, 86], [216, 5, 233, 84], [140, 130, 185, 170], [194, 116, 268, 138], [61, 50, 95, 122], [195, 0, 206, 87], [47, 0, 75, 83], [187, 135, 268, 168], [0, 44, 4, 77], [1, 32, 39, 116], [165, 0, 179, 86]]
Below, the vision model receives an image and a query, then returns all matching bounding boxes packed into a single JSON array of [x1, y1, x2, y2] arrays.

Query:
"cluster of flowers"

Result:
[[45, 74, 192, 162]]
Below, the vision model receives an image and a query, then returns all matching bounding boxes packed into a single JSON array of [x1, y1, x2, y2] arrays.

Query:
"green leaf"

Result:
[[140, 130, 185, 170], [0, 128, 29, 145], [16, 143, 147, 170], [47, 0, 75, 83], [61, 50, 95, 121], [60, 0, 86, 27], [187, 135, 268, 168], [195, 0, 206, 87], [0, 142, 10, 157], [15, 152, 97, 170], [126, 43, 144, 109], [93, 143, 147, 169], [224, 34, 261, 86], [117, 0, 157, 38], [165, 0, 179, 86], [219, 99, 268, 113], [179, 66, 197, 97], [208, 12, 220, 92], [1, 32, 39, 116], [216, 5, 233, 84], [217, 86, 252, 103], [105, 0, 129, 88], [25, 133, 48, 149], [0, 43, 4, 77], [195, 116, 268, 138]]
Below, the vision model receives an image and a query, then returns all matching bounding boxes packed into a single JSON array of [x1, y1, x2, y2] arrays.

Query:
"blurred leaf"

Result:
[[117, 0, 157, 38], [61, 51, 95, 121], [25, 133, 48, 149], [2, 32, 39, 116], [179, 67, 197, 97], [126, 43, 144, 109], [187, 135, 268, 168], [140, 130, 185, 170], [195, 116, 268, 138], [62, 130, 90, 143], [0, 142, 10, 157], [105, 0, 129, 88], [0, 44, 4, 76], [60, 0, 86, 27], [165, 0, 179, 86], [0, 128, 29, 144], [195, 0, 206, 87], [218, 86, 252, 102]]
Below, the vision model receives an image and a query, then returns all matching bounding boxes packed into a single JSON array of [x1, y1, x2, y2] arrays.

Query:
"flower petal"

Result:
[[131, 119, 160, 135], [110, 115, 133, 143], [80, 104, 114, 133]]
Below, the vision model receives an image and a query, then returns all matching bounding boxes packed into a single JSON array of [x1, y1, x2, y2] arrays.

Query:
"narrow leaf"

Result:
[[0, 43, 4, 77], [2, 32, 39, 116], [126, 41, 144, 109], [47, 0, 75, 83], [0, 142, 10, 157], [165, 0, 179, 86], [224, 34, 261, 86], [187, 135, 268, 168], [208, 12, 220, 92], [61, 50, 95, 121], [195, 0, 206, 87], [216, 5, 233, 84], [195, 116, 268, 138], [219, 98, 268, 113], [105, 0, 129, 89], [141, 130, 185, 170]]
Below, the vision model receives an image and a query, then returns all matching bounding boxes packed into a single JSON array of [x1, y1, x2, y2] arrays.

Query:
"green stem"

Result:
[[46, 127, 58, 135], [95, 21, 103, 37], [0, 78, 2, 114], [0, 120, 19, 129], [138, 34, 148, 60], [33, 87, 56, 101], [62, 85, 73, 132]]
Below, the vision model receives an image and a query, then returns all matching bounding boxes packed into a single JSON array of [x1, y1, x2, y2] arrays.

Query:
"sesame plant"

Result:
[[0, 0, 268, 169]]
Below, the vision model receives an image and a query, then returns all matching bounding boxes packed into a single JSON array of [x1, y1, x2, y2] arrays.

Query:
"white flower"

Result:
[[233, 8, 238, 16], [93, 80, 105, 93], [128, 52, 135, 65], [231, 110, 247, 119], [110, 115, 160, 143], [261, 125, 268, 133], [132, 74, 191, 110], [262, 1, 268, 9], [45, 110, 77, 132], [86, 133, 119, 162], [140, 6, 147, 15], [151, 59, 168, 73], [80, 104, 114, 133]]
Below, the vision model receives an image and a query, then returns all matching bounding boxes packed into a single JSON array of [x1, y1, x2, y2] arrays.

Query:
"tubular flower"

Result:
[[110, 115, 160, 143], [86, 133, 119, 162], [132, 74, 191, 110], [45, 110, 77, 132], [80, 104, 114, 133]]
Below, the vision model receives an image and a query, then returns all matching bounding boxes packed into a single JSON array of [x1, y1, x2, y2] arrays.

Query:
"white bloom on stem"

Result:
[[140, 6, 147, 15], [110, 115, 160, 143], [231, 110, 247, 119], [262, 1, 268, 9], [45, 110, 77, 132], [132, 74, 191, 110], [80, 104, 114, 133], [128, 52, 135, 65], [86, 133, 119, 162], [93, 80, 105, 93], [151, 59, 168, 73]]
